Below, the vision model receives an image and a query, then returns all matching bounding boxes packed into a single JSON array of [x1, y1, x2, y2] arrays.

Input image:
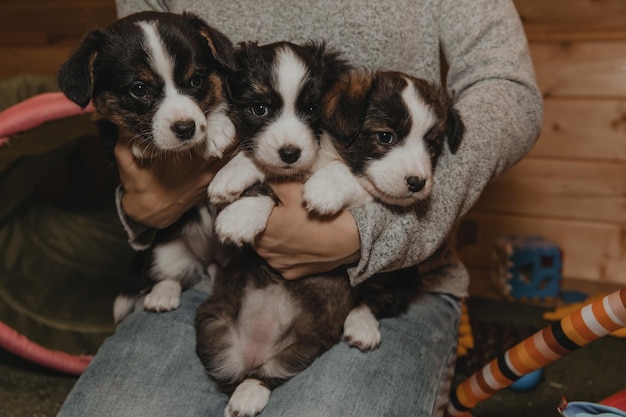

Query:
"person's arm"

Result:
[[253, 181, 360, 280], [115, 0, 171, 17], [343, 0, 543, 285], [113, 138, 228, 249]]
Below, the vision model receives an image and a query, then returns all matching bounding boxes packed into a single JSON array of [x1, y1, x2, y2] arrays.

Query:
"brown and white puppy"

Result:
[[57, 11, 236, 322], [297, 69, 465, 357], [303, 70, 465, 215]]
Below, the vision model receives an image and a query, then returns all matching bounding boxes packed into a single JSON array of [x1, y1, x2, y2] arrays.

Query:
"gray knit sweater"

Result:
[[115, 0, 543, 298]]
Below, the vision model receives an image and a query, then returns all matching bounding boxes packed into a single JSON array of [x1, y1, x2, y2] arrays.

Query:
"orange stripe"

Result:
[[461, 377, 482, 406], [607, 290, 626, 327], [542, 327, 570, 356], [489, 360, 511, 386], [523, 336, 552, 368], [570, 310, 597, 343], [591, 301, 617, 333], [455, 381, 474, 409], [561, 315, 589, 347], [476, 370, 497, 395], [508, 344, 535, 374]]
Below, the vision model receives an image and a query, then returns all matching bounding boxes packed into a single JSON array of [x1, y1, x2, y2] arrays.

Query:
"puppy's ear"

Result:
[[183, 13, 236, 73], [57, 29, 106, 109], [322, 70, 373, 144], [303, 41, 351, 90], [446, 105, 464, 154]]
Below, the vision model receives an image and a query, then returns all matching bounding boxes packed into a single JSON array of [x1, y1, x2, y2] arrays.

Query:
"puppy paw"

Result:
[[215, 196, 274, 246], [225, 379, 270, 417], [143, 280, 182, 313], [302, 176, 345, 215], [208, 154, 262, 204], [343, 305, 381, 351], [205, 111, 236, 159], [207, 171, 248, 204]]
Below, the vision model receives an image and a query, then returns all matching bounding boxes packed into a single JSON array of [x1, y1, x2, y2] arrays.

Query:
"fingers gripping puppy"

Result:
[[57, 12, 237, 322], [207, 41, 349, 246]]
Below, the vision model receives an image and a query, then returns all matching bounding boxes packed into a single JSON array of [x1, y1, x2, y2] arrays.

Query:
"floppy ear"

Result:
[[183, 13, 236, 73], [57, 29, 106, 109], [446, 105, 465, 154], [302, 41, 351, 90], [322, 70, 373, 144]]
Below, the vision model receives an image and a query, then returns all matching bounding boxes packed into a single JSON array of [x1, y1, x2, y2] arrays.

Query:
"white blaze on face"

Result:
[[254, 46, 319, 174], [137, 21, 207, 150], [362, 79, 436, 206]]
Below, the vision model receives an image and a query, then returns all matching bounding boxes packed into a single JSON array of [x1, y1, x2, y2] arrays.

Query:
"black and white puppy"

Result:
[[57, 11, 236, 322], [207, 41, 348, 246], [303, 69, 465, 215], [299, 69, 465, 350], [195, 41, 362, 417]]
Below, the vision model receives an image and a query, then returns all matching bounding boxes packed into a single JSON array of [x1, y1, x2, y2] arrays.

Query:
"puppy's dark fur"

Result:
[[57, 11, 236, 322]]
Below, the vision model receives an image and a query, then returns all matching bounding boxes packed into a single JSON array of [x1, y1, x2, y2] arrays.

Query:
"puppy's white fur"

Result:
[[210, 47, 320, 245], [360, 82, 436, 205], [225, 379, 271, 417]]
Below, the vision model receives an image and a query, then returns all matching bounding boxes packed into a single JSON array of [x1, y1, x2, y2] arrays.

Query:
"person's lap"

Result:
[[57, 288, 460, 417]]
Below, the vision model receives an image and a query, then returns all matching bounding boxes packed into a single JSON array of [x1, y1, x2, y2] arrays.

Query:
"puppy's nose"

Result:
[[171, 120, 196, 140], [279, 145, 301, 164], [406, 176, 426, 193]]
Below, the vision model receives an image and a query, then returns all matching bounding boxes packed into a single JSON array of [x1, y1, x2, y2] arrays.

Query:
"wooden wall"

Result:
[[0, 1, 624, 290], [0, 0, 117, 79], [459, 0, 626, 291]]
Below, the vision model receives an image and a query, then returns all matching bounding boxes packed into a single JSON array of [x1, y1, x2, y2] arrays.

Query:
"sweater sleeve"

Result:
[[346, 0, 543, 286], [115, 0, 172, 17]]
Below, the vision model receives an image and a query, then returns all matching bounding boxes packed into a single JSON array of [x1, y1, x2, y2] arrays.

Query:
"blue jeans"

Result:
[[57, 289, 460, 417]]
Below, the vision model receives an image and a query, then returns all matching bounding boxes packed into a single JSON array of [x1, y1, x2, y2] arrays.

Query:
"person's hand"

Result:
[[114, 138, 229, 229], [253, 181, 361, 280]]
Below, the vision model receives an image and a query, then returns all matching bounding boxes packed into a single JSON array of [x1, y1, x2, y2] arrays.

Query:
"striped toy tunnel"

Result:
[[446, 288, 626, 417]]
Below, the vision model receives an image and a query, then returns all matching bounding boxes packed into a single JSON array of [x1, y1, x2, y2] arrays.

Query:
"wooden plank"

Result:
[[0, 1, 116, 44], [472, 158, 626, 224], [514, 0, 626, 28], [514, 0, 626, 41], [530, 42, 626, 98], [0, 47, 75, 79], [531, 98, 626, 162], [525, 28, 626, 43], [604, 259, 626, 285], [456, 212, 625, 284]]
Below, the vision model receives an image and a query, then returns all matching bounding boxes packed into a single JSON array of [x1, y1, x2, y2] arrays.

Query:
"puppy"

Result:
[[207, 40, 348, 246], [303, 69, 464, 215], [301, 68, 465, 349], [57, 11, 236, 322], [195, 40, 357, 417], [195, 68, 465, 417]]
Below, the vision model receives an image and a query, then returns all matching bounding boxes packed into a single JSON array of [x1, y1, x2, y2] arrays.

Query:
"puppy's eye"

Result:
[[251, 104, 269, 117], [377, 132, 394, 144], [306, 104, 319, 114], [129, 82, 148, 99], [190, 74, 203, 89]]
